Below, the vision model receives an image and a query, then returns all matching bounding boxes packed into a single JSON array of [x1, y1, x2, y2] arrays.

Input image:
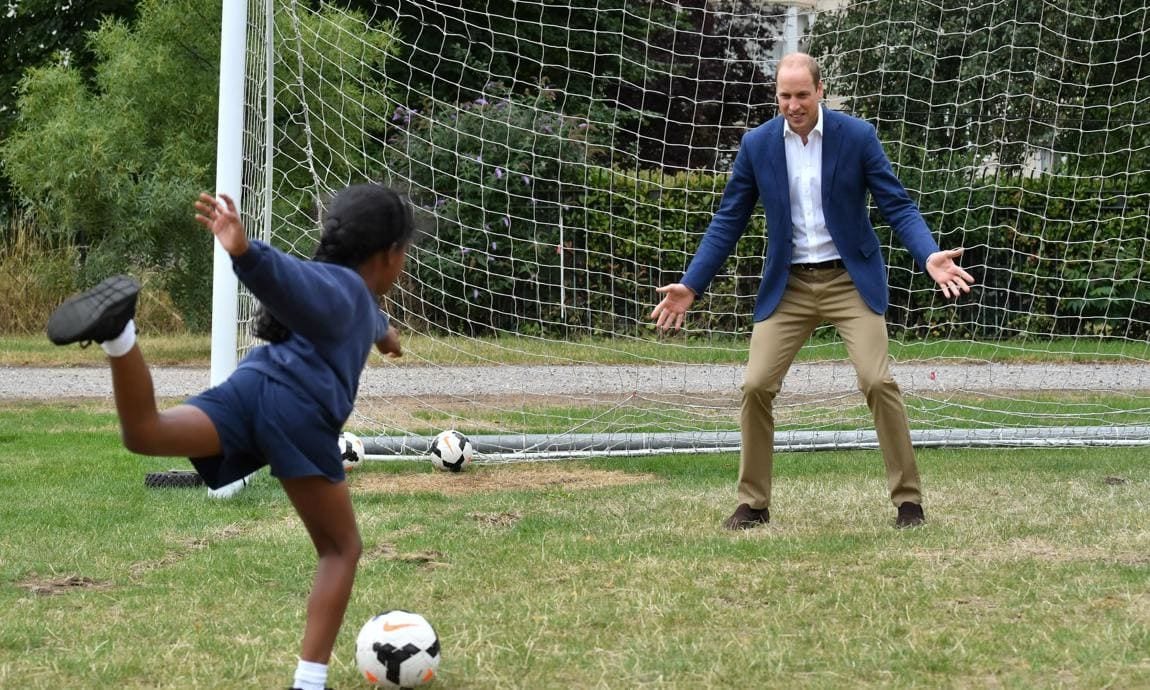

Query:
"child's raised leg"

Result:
[[47, 276, 221, 459], [108, 344, 221, 457]]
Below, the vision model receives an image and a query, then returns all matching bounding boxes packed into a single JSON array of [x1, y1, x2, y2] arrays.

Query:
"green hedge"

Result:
[[888, 173, 1150, 339], [567, 168, 1150, 340], [393, 157, 1149, 340]]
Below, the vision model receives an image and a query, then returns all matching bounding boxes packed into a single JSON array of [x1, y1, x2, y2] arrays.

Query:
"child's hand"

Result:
[[194, 193, 249, 257], [375, 324, 403, 358]]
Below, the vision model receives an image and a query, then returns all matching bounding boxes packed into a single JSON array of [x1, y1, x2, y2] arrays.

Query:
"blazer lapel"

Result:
[[766, 121, 789, 207], [822, 109, 842, 202]]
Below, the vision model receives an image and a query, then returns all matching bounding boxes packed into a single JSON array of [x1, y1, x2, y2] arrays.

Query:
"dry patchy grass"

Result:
[[351, 462, 659, 496]]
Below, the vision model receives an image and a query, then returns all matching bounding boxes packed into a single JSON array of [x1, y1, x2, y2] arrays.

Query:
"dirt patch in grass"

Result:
[[363, 542, 449, 568], [349, 392, 739, 431], [353, 464, 658, 496], [17, 573, 112, 596], [127, 523, 249, 578]]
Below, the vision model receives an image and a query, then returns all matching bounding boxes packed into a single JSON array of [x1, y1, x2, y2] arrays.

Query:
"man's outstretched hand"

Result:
[[650, 283, 696, 333], [926, 248, 975, 299]]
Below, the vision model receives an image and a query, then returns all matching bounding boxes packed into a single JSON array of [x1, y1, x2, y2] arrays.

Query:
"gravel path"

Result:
[[2, 362, 1147, 399]]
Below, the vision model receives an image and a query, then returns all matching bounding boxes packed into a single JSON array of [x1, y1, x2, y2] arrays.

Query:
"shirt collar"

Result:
[[783, 103, 824, 140]]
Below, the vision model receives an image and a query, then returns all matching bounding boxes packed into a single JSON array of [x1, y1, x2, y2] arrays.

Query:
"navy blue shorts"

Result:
[[184, 367, 345, 489]]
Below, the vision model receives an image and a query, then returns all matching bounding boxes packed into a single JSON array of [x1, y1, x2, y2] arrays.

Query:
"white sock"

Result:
[[292, 659, 328, 690], [100, 319, 136, 358]]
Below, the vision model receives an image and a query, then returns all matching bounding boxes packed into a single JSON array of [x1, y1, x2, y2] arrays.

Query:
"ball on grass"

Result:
[[355, 610, 441, 688], [429, 430, 473, 473]]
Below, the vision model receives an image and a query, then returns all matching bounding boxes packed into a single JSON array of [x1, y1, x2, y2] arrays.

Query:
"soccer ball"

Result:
[[429, 430, 473, 472], [339, 431, 365, 470], [355, 610, 441, 688]]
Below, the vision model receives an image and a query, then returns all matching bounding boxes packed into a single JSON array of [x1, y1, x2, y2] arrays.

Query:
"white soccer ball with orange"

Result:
[[429, 429, 474, 472], [355, 610, 440, 688]]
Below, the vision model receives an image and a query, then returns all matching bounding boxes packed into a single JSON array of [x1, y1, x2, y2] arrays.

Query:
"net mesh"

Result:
[[233, 0, 1150, 457]]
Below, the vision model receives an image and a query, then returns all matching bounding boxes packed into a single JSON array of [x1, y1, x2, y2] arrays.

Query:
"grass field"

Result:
[[1, 402, 1148, 689]]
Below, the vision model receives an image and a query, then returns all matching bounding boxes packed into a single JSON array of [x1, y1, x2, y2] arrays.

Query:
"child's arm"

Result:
[[375, 320, 402, 358], [194, 192, 358, 341]]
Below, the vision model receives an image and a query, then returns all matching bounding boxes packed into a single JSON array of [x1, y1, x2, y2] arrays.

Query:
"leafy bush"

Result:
[[2, 1, 400, 331], [1, 0, 219, 328], [886, 172, 1150, 339], [569, 167, 765, 336], [560, 168, 1150, 340], [385, 82, 611, 335]]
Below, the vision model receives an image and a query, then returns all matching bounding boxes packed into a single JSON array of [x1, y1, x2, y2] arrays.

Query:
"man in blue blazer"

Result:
[[652, 53, 973, 529]]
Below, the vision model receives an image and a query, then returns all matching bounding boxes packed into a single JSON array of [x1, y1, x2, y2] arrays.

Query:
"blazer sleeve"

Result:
[[860, 127, 939, 269], [681, 134, 761, 295]]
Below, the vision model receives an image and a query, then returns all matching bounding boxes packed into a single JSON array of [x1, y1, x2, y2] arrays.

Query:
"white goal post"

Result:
[[214, 0, 1150, 460]]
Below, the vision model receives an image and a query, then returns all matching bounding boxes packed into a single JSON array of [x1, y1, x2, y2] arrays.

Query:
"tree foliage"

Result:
[[3, 0, 400, 329], [0, 0, 138, 138], [808, 0, 1150, 178], [3, 0, 220, 326], [384, 82, 610, 335], [270, 2, 401, 242], [0, 0, 138, 212], [351, 0, 777, 170]]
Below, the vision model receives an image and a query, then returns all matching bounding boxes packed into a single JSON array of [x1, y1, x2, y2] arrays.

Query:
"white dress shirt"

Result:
[[783, 105, 839, 264]]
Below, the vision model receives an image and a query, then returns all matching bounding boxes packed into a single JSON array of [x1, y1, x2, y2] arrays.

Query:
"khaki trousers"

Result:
[[738, 266, 922, 508]]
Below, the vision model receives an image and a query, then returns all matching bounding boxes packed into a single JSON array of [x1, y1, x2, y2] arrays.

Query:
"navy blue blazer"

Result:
[[680, 107, 940, 319]]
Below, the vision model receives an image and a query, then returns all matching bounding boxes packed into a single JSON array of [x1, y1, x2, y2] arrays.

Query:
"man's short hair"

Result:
[[777, 53, 821, 87]]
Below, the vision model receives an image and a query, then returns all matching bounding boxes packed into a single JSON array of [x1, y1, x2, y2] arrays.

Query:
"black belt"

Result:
[[792, 259, 844, 271]]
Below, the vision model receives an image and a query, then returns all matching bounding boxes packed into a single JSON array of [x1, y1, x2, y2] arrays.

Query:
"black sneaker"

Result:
[[46, 275, 140, 346], [895, 502, 925, 528]]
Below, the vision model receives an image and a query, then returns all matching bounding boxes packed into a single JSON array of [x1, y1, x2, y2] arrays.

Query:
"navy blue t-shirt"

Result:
[[231, 240, 389, 428]]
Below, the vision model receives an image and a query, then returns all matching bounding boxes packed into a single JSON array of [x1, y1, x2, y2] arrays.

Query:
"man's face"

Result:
[[776, 64, 823, 137]]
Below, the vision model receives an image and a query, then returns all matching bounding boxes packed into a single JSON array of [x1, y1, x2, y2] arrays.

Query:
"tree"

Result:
[[349, 0, 777, 170], [3, 0, 401, 329], [0, 0, 138, 214], [807, 0, 1150, 178], [0, 0, 138, 137], [3, 0, 220, 327]]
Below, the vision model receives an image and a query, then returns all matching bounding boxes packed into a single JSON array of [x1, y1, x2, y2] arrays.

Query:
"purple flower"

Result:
[[502, 216, 511, 228], [461, 247, 471, 255], [494, 167, 504, 179], [521, 175, 531, 186], [474, 97, 489, 106], [475, 154, 483, 163], [435, 197, 447, 207], [491, 241, 498, 250], [472, 288, 480, 300]]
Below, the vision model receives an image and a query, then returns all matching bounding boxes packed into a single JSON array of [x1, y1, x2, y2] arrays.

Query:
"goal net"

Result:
[[231, 0, 1150, 459]]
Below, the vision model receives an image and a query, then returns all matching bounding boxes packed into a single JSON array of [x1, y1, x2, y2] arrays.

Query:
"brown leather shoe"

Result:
[[724, 503, 770, 530], [895, 502, 925, 528]]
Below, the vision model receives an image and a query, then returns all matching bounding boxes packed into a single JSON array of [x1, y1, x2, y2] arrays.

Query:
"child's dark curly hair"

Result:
[[252, 183, 415, 344]]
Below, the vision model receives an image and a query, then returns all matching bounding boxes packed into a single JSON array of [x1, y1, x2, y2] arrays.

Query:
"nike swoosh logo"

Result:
[[382, 622, 418, 632]]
